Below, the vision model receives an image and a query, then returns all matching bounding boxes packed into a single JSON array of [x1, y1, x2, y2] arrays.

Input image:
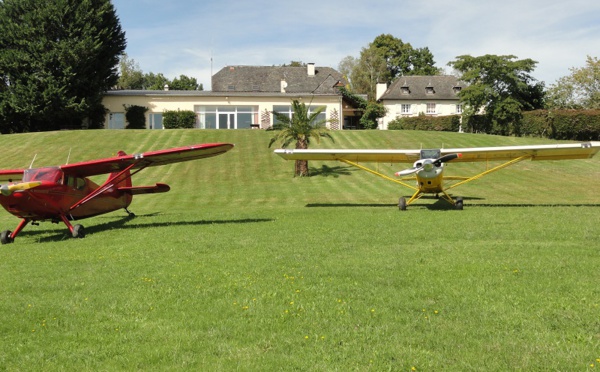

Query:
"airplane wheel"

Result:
[[1, 230, 13, 244], [455, 197, 463, 210], [398, 197, 407, 211], [72, 224, 85, 239]]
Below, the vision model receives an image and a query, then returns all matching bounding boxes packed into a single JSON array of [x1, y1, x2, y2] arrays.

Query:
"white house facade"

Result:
[[376, 75, 464, 130], [102, 64, 360, 130]]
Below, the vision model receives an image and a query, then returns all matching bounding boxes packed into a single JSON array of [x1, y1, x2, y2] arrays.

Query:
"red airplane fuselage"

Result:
[[0, 166, 132, 221]]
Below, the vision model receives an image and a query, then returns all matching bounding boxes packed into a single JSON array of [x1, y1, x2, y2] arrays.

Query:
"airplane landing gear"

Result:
[[454, 197, 464, 210], [398, 197, 407, 211], [1, 230, 13, 244], [125, 208, 135, 218], [72, 224, 85, 239]]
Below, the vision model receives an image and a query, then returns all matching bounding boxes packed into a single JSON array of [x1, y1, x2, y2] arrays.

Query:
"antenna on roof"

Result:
[[66, 148, 72, 165]]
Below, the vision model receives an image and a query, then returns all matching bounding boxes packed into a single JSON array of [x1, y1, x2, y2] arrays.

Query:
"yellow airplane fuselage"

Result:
[[416, 170, 444, 194]]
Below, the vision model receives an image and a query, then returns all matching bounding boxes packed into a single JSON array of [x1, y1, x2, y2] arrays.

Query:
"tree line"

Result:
[[117, 54, 202, 91], [0, 0, 598, 134]]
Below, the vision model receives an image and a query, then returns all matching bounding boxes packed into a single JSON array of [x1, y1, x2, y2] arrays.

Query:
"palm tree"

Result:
[[268, 99, 334, 176]]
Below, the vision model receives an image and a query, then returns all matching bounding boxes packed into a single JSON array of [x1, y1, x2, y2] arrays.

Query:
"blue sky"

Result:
[[111, 0, 600, 90]]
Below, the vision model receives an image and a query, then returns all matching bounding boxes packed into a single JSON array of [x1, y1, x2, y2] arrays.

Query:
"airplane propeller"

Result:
[[395, 153, 462, 177], [0, 181, 42, 196]]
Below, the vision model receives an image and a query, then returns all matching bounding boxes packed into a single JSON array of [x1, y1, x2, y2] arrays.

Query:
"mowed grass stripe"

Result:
[[0, 130, 598, 370]]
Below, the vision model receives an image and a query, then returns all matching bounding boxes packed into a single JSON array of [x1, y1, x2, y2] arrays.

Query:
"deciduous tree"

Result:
[[448, 54, 544, 135], [344, 34, 438, 100], [545, 55, 600, 109]]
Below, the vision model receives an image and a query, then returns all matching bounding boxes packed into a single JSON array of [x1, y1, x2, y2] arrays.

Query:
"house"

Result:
[[376, 75, 464, 130], [102, 63, 360, 130]]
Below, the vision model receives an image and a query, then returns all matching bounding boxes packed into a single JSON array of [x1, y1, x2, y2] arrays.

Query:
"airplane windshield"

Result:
[[22, 167, 63, 183], [420, 149, 441, 159]]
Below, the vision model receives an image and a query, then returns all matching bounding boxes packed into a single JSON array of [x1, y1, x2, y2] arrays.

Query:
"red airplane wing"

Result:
[[0, 169, 25, 183], [60, 143, 234, 177]]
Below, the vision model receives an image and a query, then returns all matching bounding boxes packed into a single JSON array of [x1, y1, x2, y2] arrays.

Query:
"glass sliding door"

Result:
[[218, 112, 235, 129]]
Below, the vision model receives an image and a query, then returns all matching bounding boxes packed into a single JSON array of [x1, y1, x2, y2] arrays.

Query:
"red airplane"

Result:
[[0, 143, 234, 244]]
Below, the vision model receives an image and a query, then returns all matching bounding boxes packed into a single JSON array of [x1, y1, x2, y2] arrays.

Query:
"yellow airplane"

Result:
[[275, 142, 600, 210]]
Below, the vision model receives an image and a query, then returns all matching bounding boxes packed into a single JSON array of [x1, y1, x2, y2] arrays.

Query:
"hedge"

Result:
[[436, 110, 600, 141], [388, 114, 460, 132], [163, 110, 196, 129]]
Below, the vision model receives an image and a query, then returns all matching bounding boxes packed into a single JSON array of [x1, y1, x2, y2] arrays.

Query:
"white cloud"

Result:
[[112, 0, 600, 88]]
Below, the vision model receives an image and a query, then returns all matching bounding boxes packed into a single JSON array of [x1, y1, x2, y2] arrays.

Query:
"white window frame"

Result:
[[426, 103, 436, 115], [149, 113, 163, 129], [194, 105, 259, 129], [273, 105, 327, 126]]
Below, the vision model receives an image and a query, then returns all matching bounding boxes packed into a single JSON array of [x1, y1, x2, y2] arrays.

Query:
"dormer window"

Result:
[[401, 86, 410, 94], [426, 85, 434, 94], [227, 85, 235, 91], [453, 86, 462, 94]]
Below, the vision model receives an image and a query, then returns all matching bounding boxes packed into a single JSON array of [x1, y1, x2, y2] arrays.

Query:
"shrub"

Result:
[[124, 105, 148, 129], [163, 110, 196, 129]]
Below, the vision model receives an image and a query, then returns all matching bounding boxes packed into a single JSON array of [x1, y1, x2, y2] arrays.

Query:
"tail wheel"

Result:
[[72, 224, 85, 239], [1, 230, 13, 244]]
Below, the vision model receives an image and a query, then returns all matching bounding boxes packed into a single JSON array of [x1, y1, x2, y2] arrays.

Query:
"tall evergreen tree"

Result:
[[0, 0, 126, 132]]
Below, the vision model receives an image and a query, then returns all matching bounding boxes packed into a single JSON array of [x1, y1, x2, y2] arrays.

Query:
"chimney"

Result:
[[280, 79, 287, 93], [376, 83, 387, 100], [307, 63, 315, 76]]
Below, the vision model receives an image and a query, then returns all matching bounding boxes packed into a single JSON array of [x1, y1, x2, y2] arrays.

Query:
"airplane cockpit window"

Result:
[[22, 167, 63, 183], [63, 175, 86, 190], [420, 149, 441, 159]]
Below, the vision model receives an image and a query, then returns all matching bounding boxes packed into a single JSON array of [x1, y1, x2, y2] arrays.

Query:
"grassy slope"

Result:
[[0, 130, 598, 370]]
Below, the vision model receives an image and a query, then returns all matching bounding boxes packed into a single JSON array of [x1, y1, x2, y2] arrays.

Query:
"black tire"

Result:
[[455, 197, 463, 210], [72, 224, 85, 239], [1, 230, 13, 244], [398, 197, 407, 211]]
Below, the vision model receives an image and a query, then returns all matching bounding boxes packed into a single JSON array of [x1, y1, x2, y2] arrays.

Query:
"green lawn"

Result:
[[0, 130, 598, 371]]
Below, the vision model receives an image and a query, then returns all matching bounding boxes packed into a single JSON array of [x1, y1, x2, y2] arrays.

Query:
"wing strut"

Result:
[[339, 159, 419, 191], [69, 160, 149, 211], [445, 155, 531, 191]]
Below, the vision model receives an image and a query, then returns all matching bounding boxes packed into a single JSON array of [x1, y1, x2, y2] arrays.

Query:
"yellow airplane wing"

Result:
[[440, 142, 600, 162], [274, 142, 600, 163], [274, 149, 420, 163]]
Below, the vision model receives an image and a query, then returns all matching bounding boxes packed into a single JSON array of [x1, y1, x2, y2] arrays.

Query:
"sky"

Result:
[[111, 0, 600, 90]]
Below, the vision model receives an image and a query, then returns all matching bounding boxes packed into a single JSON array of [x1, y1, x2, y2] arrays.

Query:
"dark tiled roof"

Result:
[[104, 90, 335, 98], [380, 75, 464, 101], [212, 65, 346, 94]]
